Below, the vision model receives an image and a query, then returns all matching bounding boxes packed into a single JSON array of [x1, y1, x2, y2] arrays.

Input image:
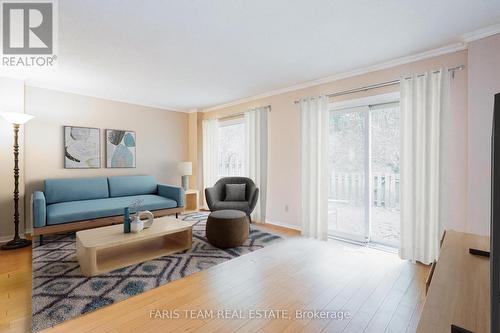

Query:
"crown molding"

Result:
[[203, 42, 467, 112], [24, 82, 188, 113], [462, 22, 500, 43]]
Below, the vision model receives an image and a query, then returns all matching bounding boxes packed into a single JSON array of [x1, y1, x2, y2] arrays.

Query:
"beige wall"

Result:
[[23, 86, 189, 232], [467, 33, 500, 236], [0, 77, 25, 240], [201, 50, 469, 231]]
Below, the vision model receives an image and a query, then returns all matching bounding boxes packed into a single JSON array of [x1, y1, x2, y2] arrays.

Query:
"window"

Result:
[[328, 94, 400, 248], [218, 117, 245, 177]]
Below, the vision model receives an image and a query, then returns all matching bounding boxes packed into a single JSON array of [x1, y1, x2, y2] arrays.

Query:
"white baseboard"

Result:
[[264, 219, 302, 231], [0, 233, 27, 244], [0, 235, 13, 243]]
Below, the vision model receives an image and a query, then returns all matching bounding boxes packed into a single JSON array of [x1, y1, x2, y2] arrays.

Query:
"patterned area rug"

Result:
[[32, 212, 282, 332]]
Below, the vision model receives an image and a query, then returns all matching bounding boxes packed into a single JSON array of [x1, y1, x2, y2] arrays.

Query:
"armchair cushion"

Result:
[[32, 191, 46, 228], [224, 184, 246, 201], [213, 201, 250, 214]]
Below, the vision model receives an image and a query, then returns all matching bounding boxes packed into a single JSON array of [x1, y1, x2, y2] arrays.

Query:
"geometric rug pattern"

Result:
[[32, 212, 282, 332]]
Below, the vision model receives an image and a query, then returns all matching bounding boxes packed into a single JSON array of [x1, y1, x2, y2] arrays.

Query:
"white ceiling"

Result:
[[3, 0, 500, 111]]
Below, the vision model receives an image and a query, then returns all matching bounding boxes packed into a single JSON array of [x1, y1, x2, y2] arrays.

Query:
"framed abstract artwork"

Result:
[[64, 126, 100, 169], [106, 129, 136, 168]]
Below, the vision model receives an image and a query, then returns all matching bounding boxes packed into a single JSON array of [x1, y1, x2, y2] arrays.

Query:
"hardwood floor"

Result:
[[0, 225, 428, 333], [0, 246, 31, 333]]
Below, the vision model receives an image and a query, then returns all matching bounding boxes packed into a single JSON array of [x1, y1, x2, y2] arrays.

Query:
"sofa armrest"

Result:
[[32, 191, 46, 228], [158, 184, 185, 207]]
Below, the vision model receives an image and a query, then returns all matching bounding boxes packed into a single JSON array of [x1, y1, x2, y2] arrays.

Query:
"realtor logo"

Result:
[[3, 2, 53, 54], [1, 0, 57, 66]]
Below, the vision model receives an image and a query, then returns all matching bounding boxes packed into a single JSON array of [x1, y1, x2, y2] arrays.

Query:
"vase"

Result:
[[130, 210, 154, 233], [141, 210, 154, 228], [130, 214, 144, 233]]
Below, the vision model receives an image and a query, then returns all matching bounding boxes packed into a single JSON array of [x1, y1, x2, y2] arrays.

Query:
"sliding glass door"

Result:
[[328, 101, 400, 247], [328, 107, 369, 242], [369, 104, 400, 247]]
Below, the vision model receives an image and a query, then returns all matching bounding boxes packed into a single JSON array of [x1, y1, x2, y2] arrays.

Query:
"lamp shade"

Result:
[[178, 161, 192, 176], [1, 112, 34, 125]]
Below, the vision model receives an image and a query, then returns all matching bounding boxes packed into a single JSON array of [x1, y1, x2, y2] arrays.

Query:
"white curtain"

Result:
[[244, 106, 269, 222], [399, 68, 449, 264], [202, 119, 219, 207], [300, 96, 329, 240]]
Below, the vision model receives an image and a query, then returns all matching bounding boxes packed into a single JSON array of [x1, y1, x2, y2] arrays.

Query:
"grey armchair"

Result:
[[205, 177, 259, 222]]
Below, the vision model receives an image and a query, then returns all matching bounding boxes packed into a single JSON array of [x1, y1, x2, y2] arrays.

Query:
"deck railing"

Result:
[[218, 161, 243, 177], [329, 172, 400, 208]]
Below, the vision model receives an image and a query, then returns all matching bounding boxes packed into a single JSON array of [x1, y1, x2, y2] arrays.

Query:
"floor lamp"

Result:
[[1, 112, 34, 250]]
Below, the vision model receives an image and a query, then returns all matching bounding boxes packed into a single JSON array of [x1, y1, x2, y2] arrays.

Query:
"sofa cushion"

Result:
[[46, 194, 177, 225], [45, 177, 109, 204], [108, 175, 157, 197]]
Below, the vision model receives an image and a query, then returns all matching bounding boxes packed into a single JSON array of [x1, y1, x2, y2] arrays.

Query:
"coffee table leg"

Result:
[[77, 237, 97, 277], [164, 229, 192, 252], [187, 228, 192, 249]]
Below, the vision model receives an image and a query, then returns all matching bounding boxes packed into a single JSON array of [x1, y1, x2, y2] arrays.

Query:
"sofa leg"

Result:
[[175, 213, 179, 219], [39, 235, 44, 246]]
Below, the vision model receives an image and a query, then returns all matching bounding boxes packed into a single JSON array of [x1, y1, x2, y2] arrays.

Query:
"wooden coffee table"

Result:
[[76, 216, 192, 277]]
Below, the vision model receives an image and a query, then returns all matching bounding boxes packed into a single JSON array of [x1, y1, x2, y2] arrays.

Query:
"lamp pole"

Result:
[[2, 120, 32, 250]]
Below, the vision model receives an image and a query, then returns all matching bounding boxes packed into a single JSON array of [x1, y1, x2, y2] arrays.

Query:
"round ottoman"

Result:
[[206, 210, 249, 248]]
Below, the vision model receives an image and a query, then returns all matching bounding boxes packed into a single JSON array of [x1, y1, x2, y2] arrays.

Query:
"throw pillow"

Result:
[[225, 183, 246, 201]]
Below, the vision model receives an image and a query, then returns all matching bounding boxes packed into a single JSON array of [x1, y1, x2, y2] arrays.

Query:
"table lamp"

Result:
[[178, 161, 192, 191]]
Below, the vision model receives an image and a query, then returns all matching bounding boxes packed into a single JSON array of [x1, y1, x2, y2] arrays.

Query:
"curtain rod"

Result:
[[217, 104, 271, 121], [293, 65, 465, 104]]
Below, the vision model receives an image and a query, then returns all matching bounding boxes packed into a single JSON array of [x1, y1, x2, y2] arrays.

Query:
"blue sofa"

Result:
[[32, 175, 184, 239]]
